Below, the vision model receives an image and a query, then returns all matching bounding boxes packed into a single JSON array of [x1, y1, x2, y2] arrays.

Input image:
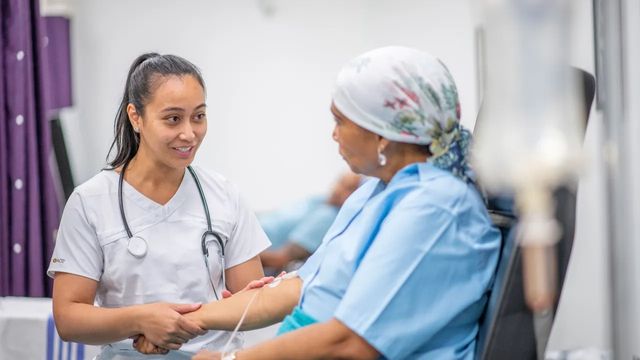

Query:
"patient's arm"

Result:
[[186, 276, 302, 331], [193, 319, 380, 360], [134, 276, 302, 354], [133, 277, 302, 354]]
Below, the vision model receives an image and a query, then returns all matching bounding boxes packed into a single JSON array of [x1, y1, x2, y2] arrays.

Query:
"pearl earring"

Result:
[[377, 150, 387, 166]]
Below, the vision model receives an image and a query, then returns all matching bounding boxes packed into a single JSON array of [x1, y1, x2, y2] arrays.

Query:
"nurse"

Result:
[[47, 53, 271, 359], [137, 46, 501, 359]]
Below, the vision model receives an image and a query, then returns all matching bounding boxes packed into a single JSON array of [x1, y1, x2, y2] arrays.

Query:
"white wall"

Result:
[[61, 0, 611, 352], [62, 0, 477, 211]]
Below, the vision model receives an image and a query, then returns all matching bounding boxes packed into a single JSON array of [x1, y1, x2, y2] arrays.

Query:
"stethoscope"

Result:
[[118, 161, 226, 300]]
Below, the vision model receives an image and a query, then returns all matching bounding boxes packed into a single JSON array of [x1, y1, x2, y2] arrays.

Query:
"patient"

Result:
[[136, 46, 500, 359], [259, 172, 361, 273]]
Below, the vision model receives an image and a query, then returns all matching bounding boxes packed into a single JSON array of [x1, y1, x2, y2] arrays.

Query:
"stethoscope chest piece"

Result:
[[127, 235, 148, 258]]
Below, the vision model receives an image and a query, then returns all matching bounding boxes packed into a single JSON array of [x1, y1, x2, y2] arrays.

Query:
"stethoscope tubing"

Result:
[[118, 161, 226, 299]]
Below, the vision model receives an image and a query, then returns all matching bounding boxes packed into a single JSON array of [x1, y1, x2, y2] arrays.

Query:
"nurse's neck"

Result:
[[121, 151, 185, 205]]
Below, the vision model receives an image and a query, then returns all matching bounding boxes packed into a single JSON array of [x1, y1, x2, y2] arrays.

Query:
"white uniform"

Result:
[[47, 166, 271, 359]]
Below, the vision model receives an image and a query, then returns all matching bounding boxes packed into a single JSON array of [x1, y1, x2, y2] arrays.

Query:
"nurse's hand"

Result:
[[132, 335, 168, 355], [192, 350, 221, 359], [137, 302, 207, 350], [221, 272, 285, 298]]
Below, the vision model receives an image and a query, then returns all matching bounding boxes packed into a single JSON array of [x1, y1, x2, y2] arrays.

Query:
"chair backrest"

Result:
[[475, 197, 538, 360], [473, 68, 595, 360]]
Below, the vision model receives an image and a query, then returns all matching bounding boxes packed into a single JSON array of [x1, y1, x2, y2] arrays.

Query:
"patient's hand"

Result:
[[221, 273, 284, 298]]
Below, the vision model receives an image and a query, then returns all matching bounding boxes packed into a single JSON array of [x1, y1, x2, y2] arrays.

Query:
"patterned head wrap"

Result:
[[332, 46, 473, 183]]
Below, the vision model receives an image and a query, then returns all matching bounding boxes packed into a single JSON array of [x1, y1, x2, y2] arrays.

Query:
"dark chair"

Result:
[[474, 68, 596, 360], [50, 116, 75, 201]]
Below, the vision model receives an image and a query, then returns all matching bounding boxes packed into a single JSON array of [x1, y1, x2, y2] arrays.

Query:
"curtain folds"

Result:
[[1, 0, 65, 296]]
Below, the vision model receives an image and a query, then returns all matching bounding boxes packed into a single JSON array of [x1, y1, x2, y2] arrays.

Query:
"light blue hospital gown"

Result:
[[297, 162, 501, 359]]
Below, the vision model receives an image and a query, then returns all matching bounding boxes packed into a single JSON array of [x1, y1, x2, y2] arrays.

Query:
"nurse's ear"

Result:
[[127, 104, 142, 134]]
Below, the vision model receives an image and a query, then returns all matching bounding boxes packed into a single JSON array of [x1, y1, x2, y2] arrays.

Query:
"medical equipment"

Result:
[[118, 162, 226, 299], [267, 270, 298, 288], [474, 0, 583, 357]]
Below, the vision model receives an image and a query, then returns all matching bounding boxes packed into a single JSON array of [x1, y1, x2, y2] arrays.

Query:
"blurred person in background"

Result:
[[259, 172, 361, 274]]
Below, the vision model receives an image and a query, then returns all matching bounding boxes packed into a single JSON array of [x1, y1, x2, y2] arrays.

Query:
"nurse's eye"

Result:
[[165, 115, 180, 124], [194, 112, 207, 121]]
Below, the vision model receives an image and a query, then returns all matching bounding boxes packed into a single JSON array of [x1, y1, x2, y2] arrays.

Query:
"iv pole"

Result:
[[598, 0, 640, 358]]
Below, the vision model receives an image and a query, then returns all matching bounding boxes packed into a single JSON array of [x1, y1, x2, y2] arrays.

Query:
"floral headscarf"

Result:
[[332, 46, 473, 183]]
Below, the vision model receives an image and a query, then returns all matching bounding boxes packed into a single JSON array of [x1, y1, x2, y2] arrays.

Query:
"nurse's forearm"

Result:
[[53, 273, 203, 347], [186, 277, 302, 331], [52, 273, 145, 344], [54, 301, 145, 344]]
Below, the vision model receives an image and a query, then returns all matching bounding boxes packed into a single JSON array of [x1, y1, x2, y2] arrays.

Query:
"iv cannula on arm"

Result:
[[186, 274, 302, 331]]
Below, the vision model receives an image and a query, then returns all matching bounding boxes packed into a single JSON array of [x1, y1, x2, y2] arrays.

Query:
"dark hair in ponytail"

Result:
[[106, 53, 206, 169]]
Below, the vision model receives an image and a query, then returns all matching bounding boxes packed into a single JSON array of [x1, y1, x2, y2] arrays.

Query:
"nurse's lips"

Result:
[[172, 146, 194, 158]]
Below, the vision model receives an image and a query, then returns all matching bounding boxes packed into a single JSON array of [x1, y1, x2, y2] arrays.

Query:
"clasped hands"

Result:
[[132, 275, 277, 355]]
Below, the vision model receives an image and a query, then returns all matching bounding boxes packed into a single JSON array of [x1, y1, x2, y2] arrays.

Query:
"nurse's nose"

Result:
[[332, 125, 339, 142], [178, 121, 196, 142]]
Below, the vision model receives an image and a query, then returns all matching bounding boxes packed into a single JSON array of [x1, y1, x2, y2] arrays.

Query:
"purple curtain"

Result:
[[1, 0, 64, 296]]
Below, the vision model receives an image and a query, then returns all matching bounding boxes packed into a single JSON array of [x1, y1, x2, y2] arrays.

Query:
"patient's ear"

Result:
[[377, 136, 390, 153]]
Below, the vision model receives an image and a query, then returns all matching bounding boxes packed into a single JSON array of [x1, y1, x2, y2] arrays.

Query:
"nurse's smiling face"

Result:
[[130, 74, 207, 170], [331, 103, 380, 176]]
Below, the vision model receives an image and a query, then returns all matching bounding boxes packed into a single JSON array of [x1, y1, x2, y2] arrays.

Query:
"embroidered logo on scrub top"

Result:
[[52, 258, 66, 264]]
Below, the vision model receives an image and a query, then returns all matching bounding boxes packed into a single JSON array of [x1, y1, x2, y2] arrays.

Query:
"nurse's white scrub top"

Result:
[[47, 166, 271, 359], [297, 162, 501, 359]]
